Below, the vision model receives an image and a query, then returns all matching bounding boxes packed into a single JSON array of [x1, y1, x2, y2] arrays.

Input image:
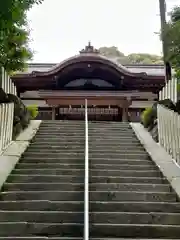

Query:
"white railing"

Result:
[[0, 103, 14, 154], [0, 67, 16, 154], [157, 104, 180, 163], [0, 67, 17, 95], [159, 77, 177, 103], [84, 99, 89, 240]]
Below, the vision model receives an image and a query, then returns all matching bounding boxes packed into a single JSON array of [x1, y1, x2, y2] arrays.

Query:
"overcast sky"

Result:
[[27, 0, 180, 63]]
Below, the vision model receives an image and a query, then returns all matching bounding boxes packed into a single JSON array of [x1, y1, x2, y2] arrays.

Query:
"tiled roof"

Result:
[[21, 62, 168, 76]]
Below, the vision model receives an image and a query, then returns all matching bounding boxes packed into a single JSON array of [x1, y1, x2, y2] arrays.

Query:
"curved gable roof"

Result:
[[29, 53, 148, 78]]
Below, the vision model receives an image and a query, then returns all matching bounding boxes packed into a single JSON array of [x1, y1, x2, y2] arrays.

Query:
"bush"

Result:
[[175, 100, 180, 114], [7, 94, 31, 139], [141, 107, 156, 128], [158, 98, 177, 112], [27, 104, 38, 119], [0, 89, 9, 103]]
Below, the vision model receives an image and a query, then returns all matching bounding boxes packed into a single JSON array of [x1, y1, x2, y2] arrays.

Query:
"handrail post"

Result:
[[84, 98, 89, 240]]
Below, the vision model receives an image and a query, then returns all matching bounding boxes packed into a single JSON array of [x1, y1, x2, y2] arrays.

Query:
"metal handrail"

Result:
[[84, 99, 89, 240]]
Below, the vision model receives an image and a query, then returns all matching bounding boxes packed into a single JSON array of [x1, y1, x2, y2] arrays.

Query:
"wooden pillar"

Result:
[[121, 97, 131, 122], [122, 106, 129, 122], [117, 106, 122, 122], [52, 106, 56, 120]]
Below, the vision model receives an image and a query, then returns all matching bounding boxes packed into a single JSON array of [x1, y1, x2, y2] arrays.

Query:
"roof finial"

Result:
[[79, 41, 99, 54]]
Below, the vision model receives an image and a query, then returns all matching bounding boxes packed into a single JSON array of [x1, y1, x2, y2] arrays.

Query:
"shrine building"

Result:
[[12, 43, 166, 122]]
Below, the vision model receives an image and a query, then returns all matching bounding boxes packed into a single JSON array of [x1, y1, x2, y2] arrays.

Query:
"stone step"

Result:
[[31, 141, 85, 145], [1, 211, 180, 225], [38, 129, 133, 133], [8, 175, 166, 184], [34, 135, 136, 139], [22, 152, 149, 160], [25, 148, 146, 153], [40, 123, 84, 125], [89, 142, 141, 146], [29, 144, 144, 149], [25, 149, 147, 155], [31, 138, 138, 144], [36, 131, 84, 135], [88, 138, 140, 142], [91, 201, 180, 213], [25, 149, 87, 153], [29, 144, 86, 148], [89, 125, 131, 128], [0, 200, 84, 211], [38, 129, 84, 132], [0, 222, 83, 236], [30, 139, 139, 144], [12, 169, 161, 177], [0, 238, 83, 240], [30, 142, 142, 147], [39, 123, 85, 131], [89, 129, 134, 132], [1, 200, 180, 213], [41, 121, 84, 125], [34, 133, 136, 138], [39, 125, 84, 128], [1, 222, 180, 238], [0, 191, 83, 201], [36, 131, 134, 135], [34, 134, 140, 142], [0, 211, 84, 223], [3, 183, 170, 192], [32, 139, 84, 142], [89, 132, 135, 136], [22, 153, 84, 159], [0, 238, 178, 240], [90, 212, 180, 225], [35, 133, 85, 137], [41, 122, 128, 125], [89, 224, 180, 238], [0, 190, 176, 202], [88, 122, 130, 125], [89, 153, 149, 159], [34, 136, 85, 140], [19, 158, 154, 165], [16, 163, 156, 171]]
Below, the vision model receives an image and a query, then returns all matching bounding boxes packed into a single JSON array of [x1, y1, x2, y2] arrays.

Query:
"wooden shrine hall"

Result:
[[12, 42, 165, 122]]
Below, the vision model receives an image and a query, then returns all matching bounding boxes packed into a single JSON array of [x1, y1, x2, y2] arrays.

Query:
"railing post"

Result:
[[84, 98, 89, 240]]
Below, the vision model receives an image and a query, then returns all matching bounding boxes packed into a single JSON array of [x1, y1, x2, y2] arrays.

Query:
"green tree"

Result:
[[127, 53, 163, 64], [99, 46, 125, 58], [164, 6, 180, 72], [98, 46, 163, 64], [0, 0, 43, 72]]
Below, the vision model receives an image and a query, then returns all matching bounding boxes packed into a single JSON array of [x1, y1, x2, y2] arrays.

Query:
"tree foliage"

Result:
[[98, 46, 163, 64], [165, 6, 180, 72], [0, 0, 43, 72]]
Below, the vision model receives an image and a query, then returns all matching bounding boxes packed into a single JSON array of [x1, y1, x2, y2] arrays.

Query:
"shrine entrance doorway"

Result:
[[55, 106, 122, 122]]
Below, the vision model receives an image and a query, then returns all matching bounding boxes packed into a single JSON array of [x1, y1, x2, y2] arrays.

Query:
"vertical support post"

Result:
[[122, 107, 128, 122], [122, 97, 131, 122], [159, 0, 171, 81], [52, 106, 56, 120], [117, 106, 122, 122]]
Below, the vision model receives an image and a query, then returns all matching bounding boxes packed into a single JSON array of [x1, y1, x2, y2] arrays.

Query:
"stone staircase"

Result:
[[88, 122, 180, 239], [0, 120, 85, 239], [0, 120, 180, 239]]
